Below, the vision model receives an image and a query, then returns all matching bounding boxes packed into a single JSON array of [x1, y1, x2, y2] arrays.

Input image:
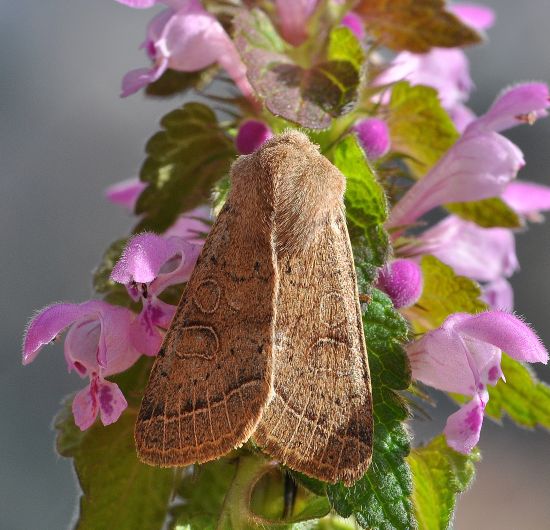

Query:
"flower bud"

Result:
[[378, 259, 423, 308], [354, 118, 391, 159], [235, 120, 273, 155]]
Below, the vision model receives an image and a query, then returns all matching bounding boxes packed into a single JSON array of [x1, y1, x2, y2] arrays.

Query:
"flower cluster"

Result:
[[23, 0, 550, 476]]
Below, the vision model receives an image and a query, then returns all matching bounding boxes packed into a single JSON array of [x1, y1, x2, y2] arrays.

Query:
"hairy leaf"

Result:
[[408, 435, 480, 530], [135, 102, 235, 232], [414, 256, 486, 332], [484, 354, 550, 429], [333, 135, 389, 285], [55, 359, 174, 530], [355, 0, 481, 52], [328, 290, 415, 530], [234, 10, 363, 129], [388, 82, 459, 177], [446, 198, 522, 229]]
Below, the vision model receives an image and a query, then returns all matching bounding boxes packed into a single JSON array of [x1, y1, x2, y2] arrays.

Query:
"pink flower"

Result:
[[235, 120, 273, 155], [375, 3, 494, 128], [416, 216, 518, 283], [482, 278, 514, 312], [354, 118, 391, 160], [23, 300, 141, 430], [502, 181, 550, 222], [408, 311, 548, 453], [111, 233, 201, 355], [388, 83, 550, 229], [105, 177, 147, 211], [377, 259, 423, 308], [164, 206, 211, 243], [120, 0, 251, 97], [276, 0, 318, 46], [448, 3, 496, 31], [341, 12, 365, 40], [387, 132, 523, 229]]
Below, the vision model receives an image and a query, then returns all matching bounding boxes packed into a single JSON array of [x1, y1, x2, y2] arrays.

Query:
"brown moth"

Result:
[[135, 131, 373, 486]]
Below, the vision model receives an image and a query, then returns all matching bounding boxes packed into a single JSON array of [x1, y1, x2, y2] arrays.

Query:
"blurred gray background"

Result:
[[1, 1, 549, 528]]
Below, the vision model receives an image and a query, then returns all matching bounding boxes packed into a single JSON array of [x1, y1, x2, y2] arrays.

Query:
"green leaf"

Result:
[[387, 82, 459, 177], [234, 10, 364, 129], [355, 0, 481, 53], [55, 359, 174, 530], [446, 197, 522, 229], [332, 135, 389, 285], [414, 256, 486, 332], [145, 67, 217, 98], [328, 289, 415, 530], [408, 435, 480, 530], [483, 354, 550, 429], [135, 102, 236, 232]]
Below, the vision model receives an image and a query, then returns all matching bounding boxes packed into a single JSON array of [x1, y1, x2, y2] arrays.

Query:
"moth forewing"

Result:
[[134, 153, 277, 467], [253, 134, 373, 485]]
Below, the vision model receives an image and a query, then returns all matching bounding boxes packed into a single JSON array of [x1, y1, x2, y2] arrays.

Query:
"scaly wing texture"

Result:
[[255, 208, 373, 486], [135, 155, 277, 467]]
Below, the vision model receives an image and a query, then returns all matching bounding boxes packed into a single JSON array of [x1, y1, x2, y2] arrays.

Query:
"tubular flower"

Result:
[[105, 177, 147, 211], [23, 301, 141, 429], [275, 0, 318, 46], [111, 233, 201, 355], [119, 0, 252, 97], [502, 181, 550, 222], [407, 311, 548, 453], [388, 82, 550, 229]]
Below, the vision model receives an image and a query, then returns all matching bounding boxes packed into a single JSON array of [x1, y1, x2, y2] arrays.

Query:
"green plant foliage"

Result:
[[332, 135, 389, 285], [145, 67, 218, 97], [234, 10, 364, 129], [355, 0, 481, 52], [55, 360, 174, 530], [414, 256, 486, 332], [135, 102, 236, 233], [484, 354, 550, 429], [408, 435, 480, 530], [327, 289, 415, 530], [387, 82, 459, 177], [446, 197, 522, 229]]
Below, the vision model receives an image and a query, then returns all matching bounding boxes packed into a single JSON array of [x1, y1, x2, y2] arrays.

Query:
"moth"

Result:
[[135, 131, 373, 486]]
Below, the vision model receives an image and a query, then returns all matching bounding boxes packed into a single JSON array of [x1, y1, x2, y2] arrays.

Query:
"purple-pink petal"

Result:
[[454, 311, 549, 364], [115, 0, 158, 8], [502, 181, 550, 220], [444, 393, 486, 454], [111, 233, 186, 285], [377, 259, 423, 308], [354, 118, 391, 160], [482, 278, 514, 311], [407, 327, 478, 395], [388, 131, 523, 228], [105, 178, 147, 211], [276, 0, 318, 46], [164, 206, 211, 243], [97, 380, 128, 426], [469, 82, 550, 134], [235, 120, 273, 155], [72, 379, 99, 431], [449, 3, 495, 31], [417, 216, 518, 282], [341, 12, 365, 40], [23, 301, 105, 365], [121, 62, 168, 97]]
